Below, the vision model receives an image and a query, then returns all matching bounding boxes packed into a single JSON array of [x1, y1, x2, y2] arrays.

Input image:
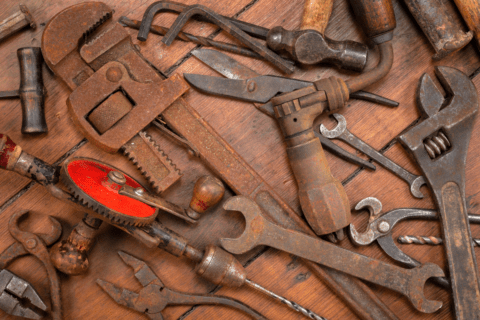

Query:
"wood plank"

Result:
[[1, 0, 480, 319]]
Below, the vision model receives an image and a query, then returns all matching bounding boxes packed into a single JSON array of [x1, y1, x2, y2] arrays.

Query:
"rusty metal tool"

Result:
[[320, 113, 427, 198], [0, 4, 35, 42], [3, 210, 63, 320], [398, 235, 480, 246], [0, 140, 324, 319], [157, 2, 368, 72], [60, 160, 326, 320], [160, 4, 295, 74], [453, 0, 480, 48], [349, 197, 478, 288], [0, 210, 62, 319], [402, 0, 472, 60], [120, 16, 279, 60], [189, 49, 385, 171], [184, 0, 397, 237], [12, 5, 395, 318], [220, 196, 444, 313], [41, 2, 187, 194], [398, 66, 480, 319], [0, 47, 47, 134], [0, 269, 46, 319], [97, 251, 268, 320], [187, 49, 398, 108]]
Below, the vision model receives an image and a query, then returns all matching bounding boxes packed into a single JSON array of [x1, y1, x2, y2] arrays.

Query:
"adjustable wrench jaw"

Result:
[[399, 66, 478, 189]]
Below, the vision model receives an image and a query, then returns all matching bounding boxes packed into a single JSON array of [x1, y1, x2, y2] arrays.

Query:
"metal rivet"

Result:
[[135, 187, 144, 196], [106, 67, 123, 82], [247, 80, 256, 92], [26, 239, 37, 249], [378, 221, 390, 233]]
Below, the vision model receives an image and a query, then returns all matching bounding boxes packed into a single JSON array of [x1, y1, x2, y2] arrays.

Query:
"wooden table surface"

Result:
[[1, 0, 480, 319]]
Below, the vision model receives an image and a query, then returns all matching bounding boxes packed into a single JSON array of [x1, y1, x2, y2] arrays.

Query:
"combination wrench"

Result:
[[220, 196, 444, 314], [320, 113, 427, 198]]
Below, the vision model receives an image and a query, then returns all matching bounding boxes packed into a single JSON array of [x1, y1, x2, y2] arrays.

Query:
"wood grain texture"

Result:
[[300, 0, 333, 34], [452, 0, 480, 47], [0, 0, 479, 319]]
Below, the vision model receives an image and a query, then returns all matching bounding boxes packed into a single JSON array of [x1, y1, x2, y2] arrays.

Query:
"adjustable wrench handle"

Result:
[[434, 182, 480, 316]]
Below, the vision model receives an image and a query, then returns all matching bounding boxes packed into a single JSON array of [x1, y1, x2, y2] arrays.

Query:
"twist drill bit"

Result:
[[245, 279, 328, 320], [398, 235, 480, 247]]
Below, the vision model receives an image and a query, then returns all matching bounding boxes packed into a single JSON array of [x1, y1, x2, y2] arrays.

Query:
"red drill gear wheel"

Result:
[[61, 158, 158, 226]]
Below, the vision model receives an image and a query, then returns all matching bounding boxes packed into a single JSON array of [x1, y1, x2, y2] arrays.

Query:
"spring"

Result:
[[424, 131, 451, 159]]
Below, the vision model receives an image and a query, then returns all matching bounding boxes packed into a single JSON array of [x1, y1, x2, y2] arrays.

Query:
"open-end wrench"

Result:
[[320, 114, 427, 198], [399, 66, 480, 319], [221, 196, 444, 314]]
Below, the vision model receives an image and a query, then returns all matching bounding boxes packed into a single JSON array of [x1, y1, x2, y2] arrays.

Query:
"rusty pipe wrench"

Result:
[[320, 113, 427, 198], [41, 2, 187, 194], [221, 196, 444, 313], [398, 66, 480, 319]]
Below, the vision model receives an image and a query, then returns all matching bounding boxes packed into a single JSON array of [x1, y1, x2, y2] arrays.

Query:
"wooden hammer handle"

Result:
[[300, 0, 333, 34], [453, 0, 480, 47]]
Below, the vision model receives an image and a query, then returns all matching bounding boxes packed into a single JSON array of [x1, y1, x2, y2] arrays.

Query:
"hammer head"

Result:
[[399, 66, 478, 188]]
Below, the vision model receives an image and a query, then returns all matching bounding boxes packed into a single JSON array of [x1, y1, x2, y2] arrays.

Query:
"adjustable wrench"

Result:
[[320, 114, 427, 198], [399, 66, 480, 319], [221, 196, 444, 314]]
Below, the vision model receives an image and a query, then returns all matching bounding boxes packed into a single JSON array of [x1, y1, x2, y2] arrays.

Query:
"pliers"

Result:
[[348, 197, 480, 288], [97, 251, 267, 320], [0, 210, 62, 319]]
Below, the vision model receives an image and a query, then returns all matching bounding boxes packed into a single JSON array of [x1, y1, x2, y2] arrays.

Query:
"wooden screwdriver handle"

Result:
[[452, 0, 480, 47], [300, 0, 333, 34]]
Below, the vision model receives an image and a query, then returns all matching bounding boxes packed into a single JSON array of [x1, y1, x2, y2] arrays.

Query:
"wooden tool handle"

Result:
[[17, 47, 47, 134], [453, 0, 480, 47], [348, 0, 396, 43], [300, 0, 333, 34]]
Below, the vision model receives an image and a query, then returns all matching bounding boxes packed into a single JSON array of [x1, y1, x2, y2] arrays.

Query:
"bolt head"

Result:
[[134, 187, 144, 196]]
